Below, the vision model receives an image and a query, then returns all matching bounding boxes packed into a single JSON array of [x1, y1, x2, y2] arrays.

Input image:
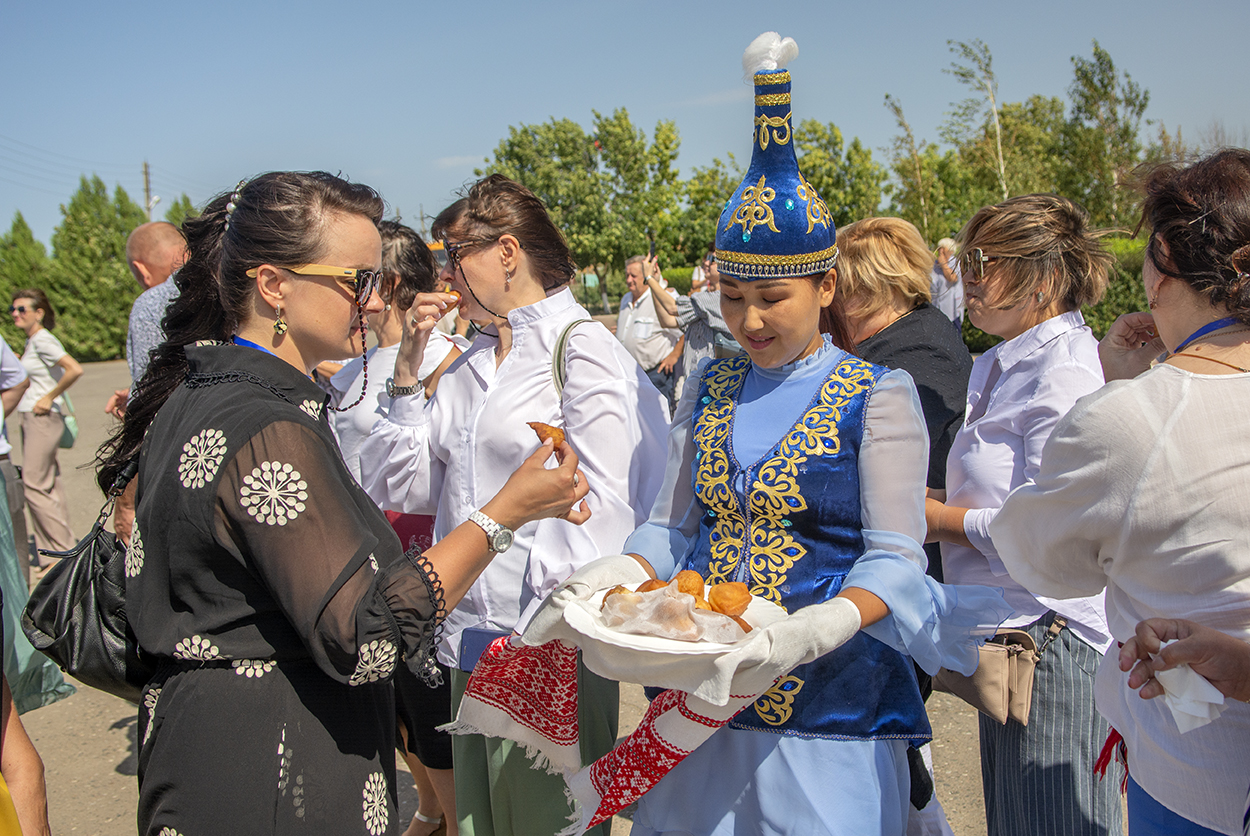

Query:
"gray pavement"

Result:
[[10, 359, 990, 835]]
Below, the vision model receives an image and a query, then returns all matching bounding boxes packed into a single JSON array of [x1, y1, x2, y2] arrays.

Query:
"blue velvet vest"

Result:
[[686, 354, 931, 742]]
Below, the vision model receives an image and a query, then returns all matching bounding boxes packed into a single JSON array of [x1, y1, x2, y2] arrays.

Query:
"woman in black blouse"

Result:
[[96, 172, 590, 836]]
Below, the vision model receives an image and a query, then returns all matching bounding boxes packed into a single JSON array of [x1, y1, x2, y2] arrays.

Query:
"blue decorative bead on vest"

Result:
[[686, 354, 931, 742]]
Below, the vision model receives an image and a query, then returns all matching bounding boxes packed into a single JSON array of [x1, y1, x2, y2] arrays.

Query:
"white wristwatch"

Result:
[[469, 510, 514, 553]]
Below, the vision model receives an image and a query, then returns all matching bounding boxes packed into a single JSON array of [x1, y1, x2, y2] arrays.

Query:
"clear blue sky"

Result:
[[2, 0, 1246, 246]]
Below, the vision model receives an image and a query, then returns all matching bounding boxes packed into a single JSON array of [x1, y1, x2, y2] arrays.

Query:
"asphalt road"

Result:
[[9, 359, 990, 836]]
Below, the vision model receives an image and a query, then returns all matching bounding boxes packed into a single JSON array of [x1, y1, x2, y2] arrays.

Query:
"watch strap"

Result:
[[386, 377, 420, 398], [468, 509, 505, 550]]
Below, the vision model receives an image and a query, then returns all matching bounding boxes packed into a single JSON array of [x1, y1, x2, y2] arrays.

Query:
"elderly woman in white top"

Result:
[[924, 194, 1121, 836], [359, 174, 669, 836], [991, 150, 1250, 836]]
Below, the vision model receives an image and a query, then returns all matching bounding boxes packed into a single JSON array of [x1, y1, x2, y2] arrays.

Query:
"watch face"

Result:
[[492, 528, 514, 553]]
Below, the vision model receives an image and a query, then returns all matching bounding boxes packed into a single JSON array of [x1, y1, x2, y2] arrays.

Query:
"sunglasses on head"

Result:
[[245, 264, 383, 306], [441, 238, 498, 272]]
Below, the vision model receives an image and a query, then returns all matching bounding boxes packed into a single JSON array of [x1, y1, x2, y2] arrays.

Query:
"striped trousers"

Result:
[[979, 616, 1123, 836]]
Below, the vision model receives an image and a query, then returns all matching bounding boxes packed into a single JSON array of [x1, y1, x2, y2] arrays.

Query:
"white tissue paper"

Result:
[[1153, 639, 1227, 733]]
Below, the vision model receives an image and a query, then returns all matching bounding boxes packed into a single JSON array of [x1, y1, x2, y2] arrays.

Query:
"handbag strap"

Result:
[[1037, 614, 1067, 656], [551, 319, 593, 398]]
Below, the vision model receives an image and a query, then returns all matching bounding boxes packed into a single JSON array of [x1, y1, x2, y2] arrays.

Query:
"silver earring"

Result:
[[384, 304, 392, 311], [1036, 291, 1045, 304], [504, 267, 512, 291]]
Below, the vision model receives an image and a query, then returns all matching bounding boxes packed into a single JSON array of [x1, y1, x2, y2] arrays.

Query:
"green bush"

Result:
[[961, 236, 1146, 353], [663, 267, 694, 295]]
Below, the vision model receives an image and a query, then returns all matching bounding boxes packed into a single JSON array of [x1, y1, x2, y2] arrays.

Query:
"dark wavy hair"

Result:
[[1140, 148, 1250, 324], [11, 288, 56, 330], [431, 174, 576, 290], [379, 220, 438, 311], [97, 171, 384, 491]]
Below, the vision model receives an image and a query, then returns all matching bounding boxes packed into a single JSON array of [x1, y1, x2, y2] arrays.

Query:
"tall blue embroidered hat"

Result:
[[715, 33, 837, 281]]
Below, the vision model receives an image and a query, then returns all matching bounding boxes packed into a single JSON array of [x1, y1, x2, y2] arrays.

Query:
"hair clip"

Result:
[[224, 178, 248, 230]]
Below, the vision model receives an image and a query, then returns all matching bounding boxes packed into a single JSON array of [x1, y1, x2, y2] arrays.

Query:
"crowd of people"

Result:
[[1, 36, 1248, 836]]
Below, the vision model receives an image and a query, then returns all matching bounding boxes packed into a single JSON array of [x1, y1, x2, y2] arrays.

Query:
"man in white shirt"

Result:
[[0, 342, 30, 582], [617, 255, 681, 405]]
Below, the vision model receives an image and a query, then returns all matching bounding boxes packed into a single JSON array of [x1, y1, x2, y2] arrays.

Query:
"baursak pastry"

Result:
[[636, 578, 669, 593], [526, 421, 566, 447], [707, 582, 751, 617], [674, 570, 706, 598]]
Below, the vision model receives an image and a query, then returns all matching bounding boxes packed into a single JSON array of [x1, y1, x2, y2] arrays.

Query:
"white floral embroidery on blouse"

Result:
[[299, 398, 323, 420], [239, 461, 309, 526], [348, 639, 397, 686], [142, 686, 161, 745], [173, 635, 220, 661], [178, 428, 228, 488], [368, 554, 379, 573], [362, 771, 389, 835], [232, 659, 275, 678], [126, 521, 145, 578], [158, 827, 182, 836]]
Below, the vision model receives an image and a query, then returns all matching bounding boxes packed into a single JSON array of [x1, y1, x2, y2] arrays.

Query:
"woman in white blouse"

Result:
[[992, 150, 1250, 836], [924, 194, 1121, 836], [359, 174, 670, 836], [10, 288, 82, 580]]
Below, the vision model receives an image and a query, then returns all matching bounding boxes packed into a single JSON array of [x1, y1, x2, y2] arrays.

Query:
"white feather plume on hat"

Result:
[[742, 32, 799, 79]]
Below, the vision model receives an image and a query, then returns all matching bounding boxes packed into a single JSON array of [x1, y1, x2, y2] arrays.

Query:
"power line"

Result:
[[0, 132, 134, 174], [0, 174, 72, 199]]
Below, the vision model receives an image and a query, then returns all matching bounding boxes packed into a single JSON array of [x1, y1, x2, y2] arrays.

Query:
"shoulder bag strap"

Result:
[[551, 319, 594, 399]]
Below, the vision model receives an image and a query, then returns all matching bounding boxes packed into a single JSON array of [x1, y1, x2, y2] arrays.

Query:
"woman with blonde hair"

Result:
[[925, 193, 1120, 835]]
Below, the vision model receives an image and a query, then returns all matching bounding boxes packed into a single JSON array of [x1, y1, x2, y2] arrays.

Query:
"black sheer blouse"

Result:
[[128, 343, 444, 686]]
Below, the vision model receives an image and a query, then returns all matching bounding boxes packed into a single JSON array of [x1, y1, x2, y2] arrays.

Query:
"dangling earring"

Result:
[[273, 305, 288, 335], [1148, 293, 1159, 310], [504, 267, 512, 291]]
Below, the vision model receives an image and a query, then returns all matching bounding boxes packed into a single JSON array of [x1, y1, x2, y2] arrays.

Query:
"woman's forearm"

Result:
[[925, 497, 972, 548]]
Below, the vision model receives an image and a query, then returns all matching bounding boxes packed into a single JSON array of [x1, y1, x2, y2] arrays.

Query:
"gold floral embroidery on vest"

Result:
[[725, 176, 779, 238], [693, 357, 751, 585], [795, 174, 832, 235], [754, 112, 793, 150], [755, 675, 804, 725], [744, 357, 877, 606]]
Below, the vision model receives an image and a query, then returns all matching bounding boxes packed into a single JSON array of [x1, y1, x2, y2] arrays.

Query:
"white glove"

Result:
[[702, 596, 862, 703], [521, 555, 652, 645]]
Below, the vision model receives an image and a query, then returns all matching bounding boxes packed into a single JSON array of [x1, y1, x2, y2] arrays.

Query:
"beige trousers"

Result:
[[20, 412, 76, 562]]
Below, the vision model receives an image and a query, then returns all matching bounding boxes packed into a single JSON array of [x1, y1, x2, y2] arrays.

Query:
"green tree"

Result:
[[46, 175, 146, 361], [0, 213, 52, 351], [671, 155, 740, 267], [477, 118, 609, 272], [883, 94, 935, 242], [164, 193, 199, 230], [1061, 40, 1150, 228], [943, 39, 1008, 201], [794, 120, 887, 227]]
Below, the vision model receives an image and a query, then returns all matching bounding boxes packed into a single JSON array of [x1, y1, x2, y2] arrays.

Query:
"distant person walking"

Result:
[[930, 237, 964, 326], [10, 289, 81, 585]]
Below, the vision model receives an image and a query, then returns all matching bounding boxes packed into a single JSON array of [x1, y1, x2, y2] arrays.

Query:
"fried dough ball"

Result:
[[526, 421, 566, 447], [636, 578, 669, 593], [693, 597, 713, 610], [673, 570, 706, 598], [601, 584, 629, 610], [707, 582, 751, 617]]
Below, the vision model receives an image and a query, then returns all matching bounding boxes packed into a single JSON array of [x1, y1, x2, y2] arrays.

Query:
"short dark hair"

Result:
[[379, 220, 438, 311], [1140, 148, 1250, 324]]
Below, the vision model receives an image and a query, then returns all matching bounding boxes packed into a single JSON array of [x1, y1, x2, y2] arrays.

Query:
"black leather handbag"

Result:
[[21, 461, 154, 703]]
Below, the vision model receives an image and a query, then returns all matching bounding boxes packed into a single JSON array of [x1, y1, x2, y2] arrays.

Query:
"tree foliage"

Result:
[[794, 120, 887, 227], [45, 176, 146, 362], [0, 213, 53, 352], [164, 193, 200, 230]]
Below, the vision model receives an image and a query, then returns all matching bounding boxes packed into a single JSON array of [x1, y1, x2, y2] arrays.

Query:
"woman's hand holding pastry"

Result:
[[395, 291, 459, 386]]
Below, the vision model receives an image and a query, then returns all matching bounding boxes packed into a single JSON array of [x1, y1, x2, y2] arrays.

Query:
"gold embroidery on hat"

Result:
[[754, 71, 791, 86], [726, 175, 780, 237], [754, 93, 791, 107], [754, 112, 792, 150], [795, 174, 832, 235]]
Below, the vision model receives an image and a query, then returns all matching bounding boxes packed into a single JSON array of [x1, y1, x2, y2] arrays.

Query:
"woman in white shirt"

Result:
[[359, 174, 670, 836], [924, 195, 1121, 836], [9, 288, 82, 577], [992, 149, 1250, 836]]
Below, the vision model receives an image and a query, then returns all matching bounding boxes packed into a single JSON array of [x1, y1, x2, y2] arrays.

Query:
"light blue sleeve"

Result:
[[621, 358, 709, 580], [845, 368, 1012, 675]]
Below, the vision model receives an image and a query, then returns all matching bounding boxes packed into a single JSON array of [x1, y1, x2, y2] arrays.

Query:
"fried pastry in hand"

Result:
[[526, 421, 566, 447]]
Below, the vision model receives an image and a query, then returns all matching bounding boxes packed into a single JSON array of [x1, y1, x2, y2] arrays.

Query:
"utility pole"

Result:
[[143, 161, 160, 220]]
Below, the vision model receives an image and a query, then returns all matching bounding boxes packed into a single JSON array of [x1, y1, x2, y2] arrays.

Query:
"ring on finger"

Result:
[[572, 472, 580, 488]]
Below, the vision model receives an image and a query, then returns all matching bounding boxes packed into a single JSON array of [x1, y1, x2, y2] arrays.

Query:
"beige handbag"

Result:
[[932, 616, 1066, 726]]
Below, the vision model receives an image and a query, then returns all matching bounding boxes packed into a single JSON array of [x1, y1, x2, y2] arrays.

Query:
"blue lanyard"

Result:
[[1173, 317, 1239, 354], [231, 335, 277, 357]]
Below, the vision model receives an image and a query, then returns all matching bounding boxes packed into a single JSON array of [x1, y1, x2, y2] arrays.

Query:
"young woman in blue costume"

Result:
[[620, 34, 1009, 836]]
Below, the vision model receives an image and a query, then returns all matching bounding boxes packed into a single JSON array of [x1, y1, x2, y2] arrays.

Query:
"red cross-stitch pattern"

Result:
[[464, 638, 582, 747]]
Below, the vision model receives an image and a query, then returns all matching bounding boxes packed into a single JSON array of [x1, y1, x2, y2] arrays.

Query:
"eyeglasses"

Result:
[[245, 264, 384, 306], [441, 238, 497, 273], [8, 305, 29, 314], [958, 247, 1013, 281]]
